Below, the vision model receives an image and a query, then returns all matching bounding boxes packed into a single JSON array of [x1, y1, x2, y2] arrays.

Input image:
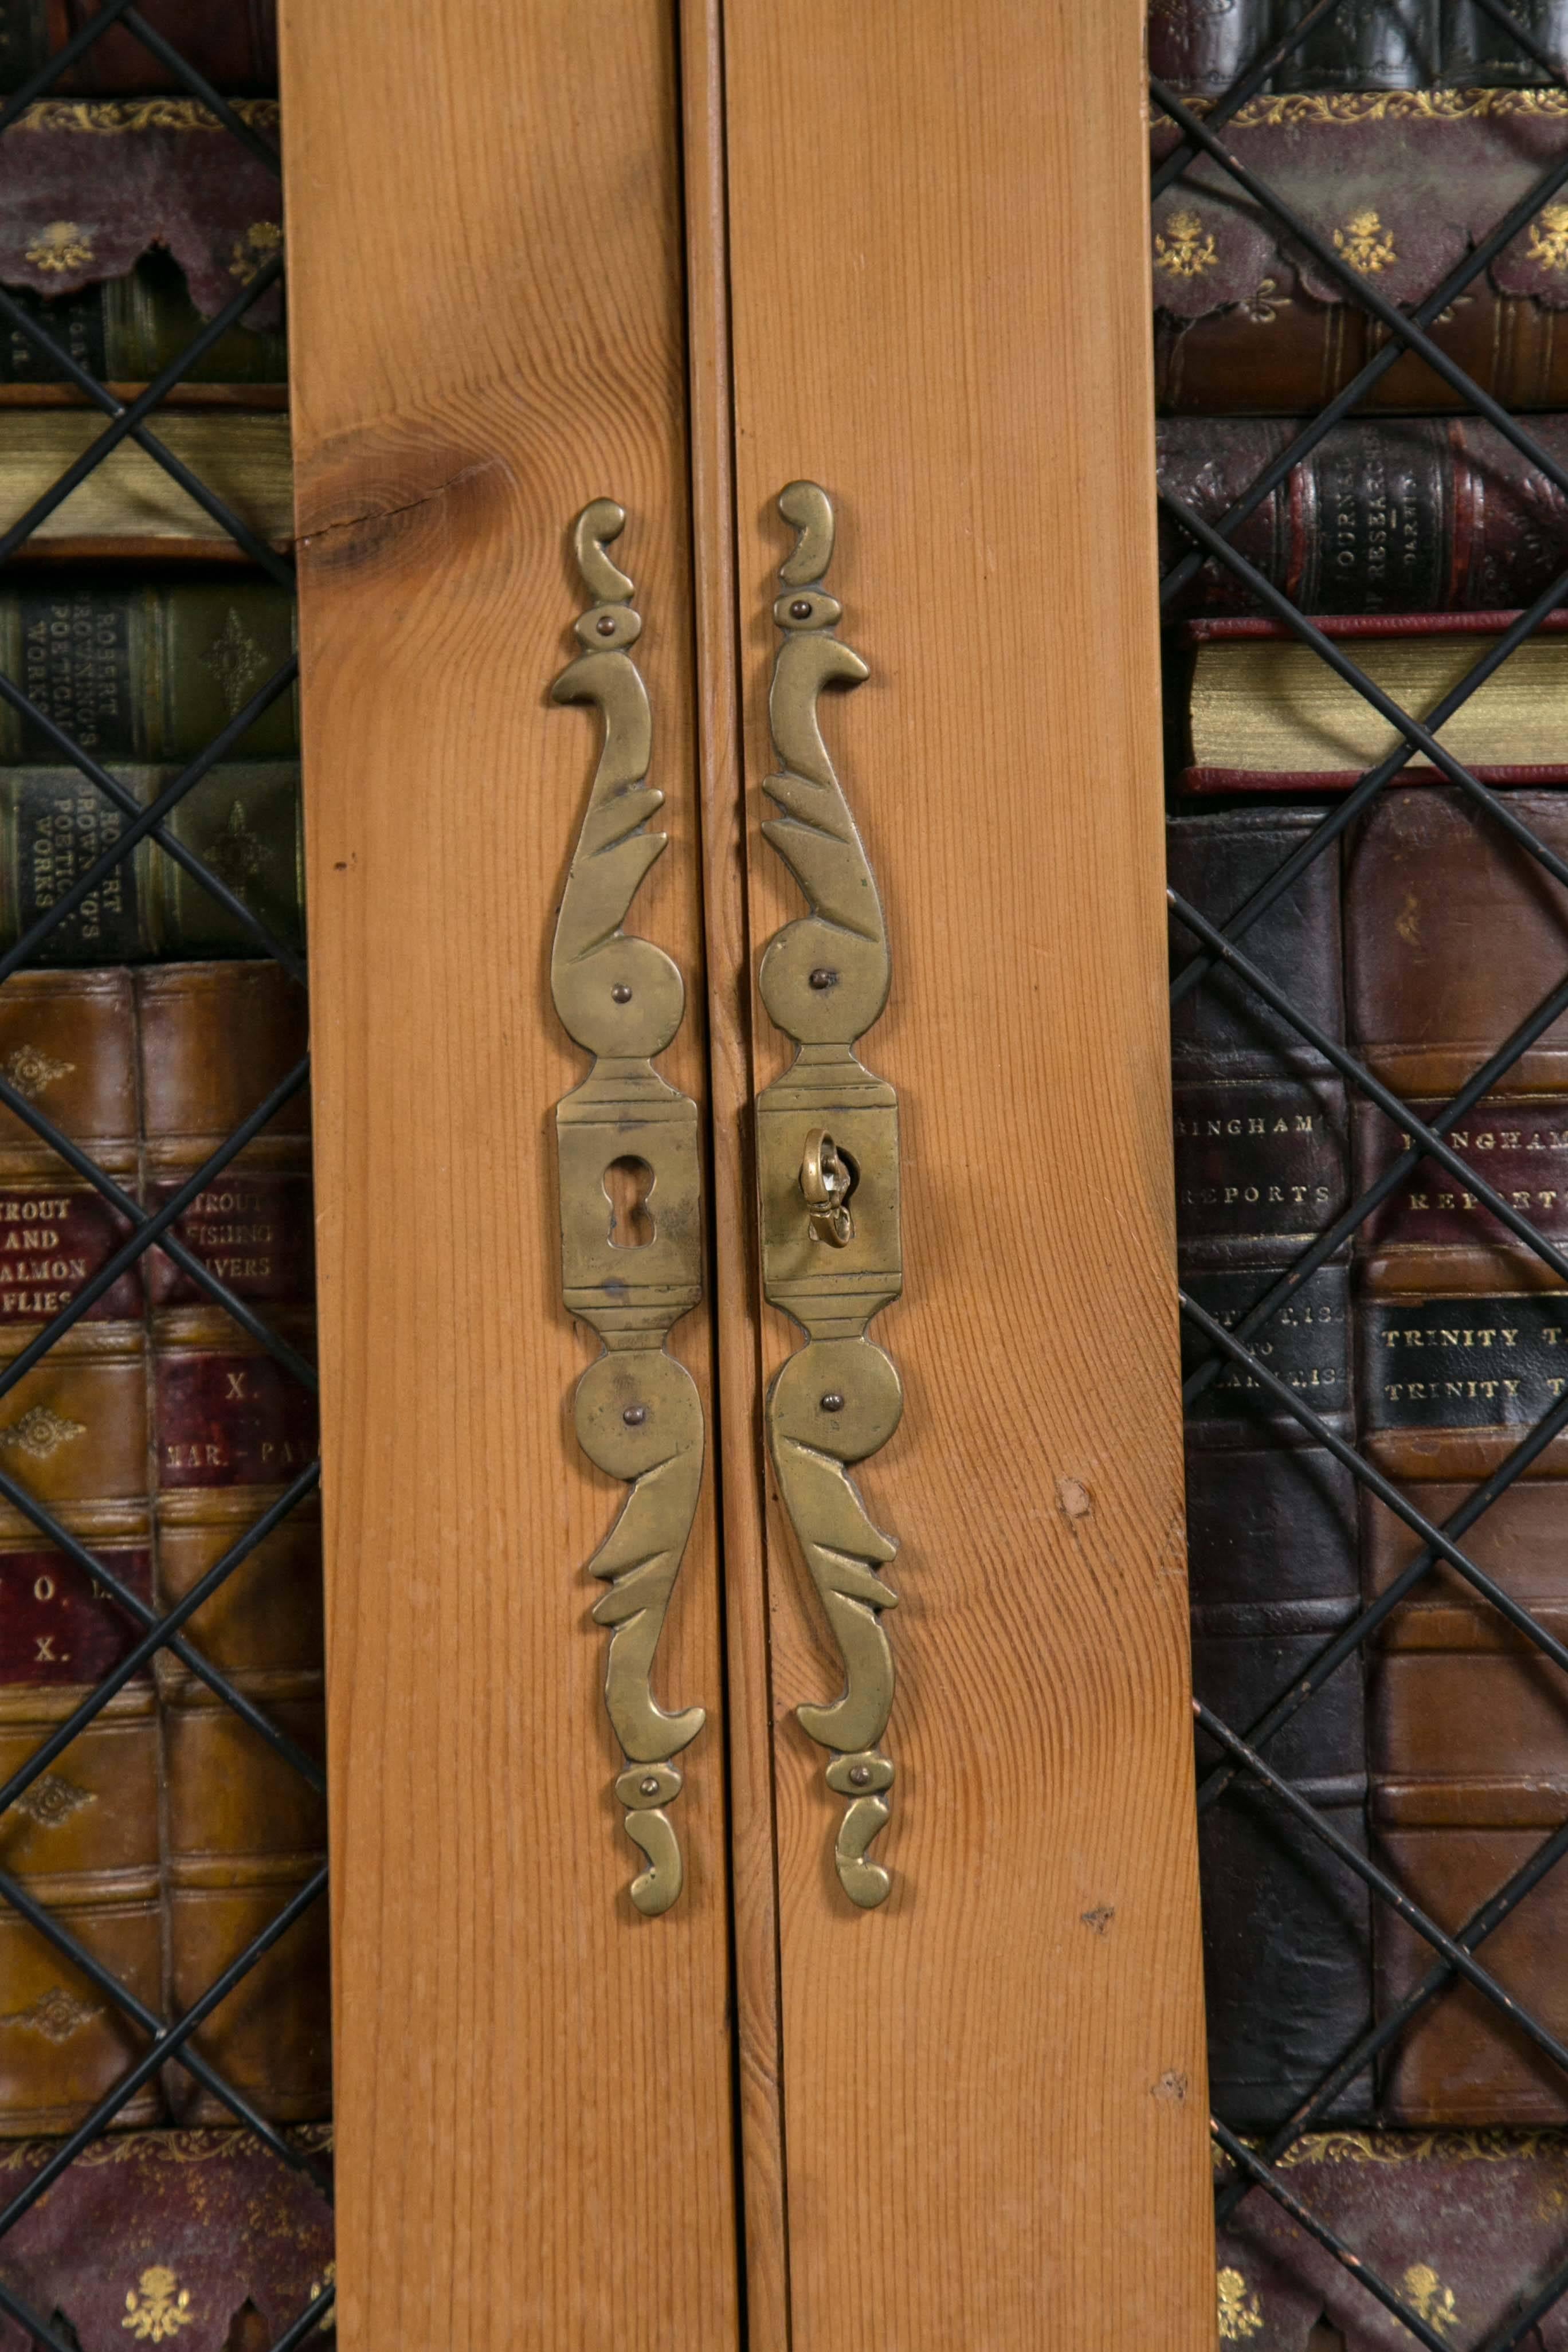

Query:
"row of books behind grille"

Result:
[[1156, 4, 1568, 2345], [0, 11, 334, 2351]]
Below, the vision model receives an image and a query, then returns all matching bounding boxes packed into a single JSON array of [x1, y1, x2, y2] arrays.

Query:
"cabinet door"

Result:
[[282, 2, 1212, 2347], [279, 9, 740, 2351], [706, 3, 1216, 2346]]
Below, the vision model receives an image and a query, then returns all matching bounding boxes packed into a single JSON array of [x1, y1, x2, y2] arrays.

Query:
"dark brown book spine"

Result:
[[36, 0, 276, 93], [1170, 807, 1372, 2127], [1158, 416, 1568, 618], [138, 961, 326, 2126], [1346, 787, 1568, 1099], [1157, 284, 1568, 419]]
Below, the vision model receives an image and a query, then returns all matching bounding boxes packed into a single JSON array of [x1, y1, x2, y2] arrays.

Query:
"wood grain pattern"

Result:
[[720, 2, 1214, 2342], [679, 3, 791, 2343], [279, 9, 739, 2349]]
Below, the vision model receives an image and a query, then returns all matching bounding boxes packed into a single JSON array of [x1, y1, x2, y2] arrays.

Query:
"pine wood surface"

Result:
[[280, 9, 739, 2350], [679, 4, 791, 2343], [720, 3, 1215, 2343]]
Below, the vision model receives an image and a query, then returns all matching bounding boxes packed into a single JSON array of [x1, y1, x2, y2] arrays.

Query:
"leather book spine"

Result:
[[0, 968, 159, 2135], [1158, 417, 1568, 618], [0, 2124, 332, 2351], [1359, 1291, 1568, 1481], [0, 1, 44, 89], [1169, 806, 1346, 1077], [1146, 0, 1277, 94], [148, 763, 304, 962], [1158, 279, 1568, 419], [0, 277, 108, 387], [0, 581, 297, 765], [1346, 787, 1568, 1098], [1444, 0, 1568, 82], [1157, 284, 1568, 419], [0, 762, 304, 963], [1351, 762, 1568, 2122], [1354, 1093, 1568, 1292], [42, 1, 277, 94], [1362, 1475, 1568, 2124], [0, 1530, 159, 2138], [1171, 809, 1371, 2126], [138, 962, 326, 2124], [1290, 0, 1440, 87], [104, 254, 287, 387], [1181, 760, 1568, 795], [1214, 2131, 1568, 2345], [0, 260, 285, 390], [0, 766, 159, 964]]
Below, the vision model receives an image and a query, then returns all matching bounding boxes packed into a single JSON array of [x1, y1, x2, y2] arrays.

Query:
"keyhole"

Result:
[[604, 1155, 655, 1249], [1307, 2320, 1346, 2352]]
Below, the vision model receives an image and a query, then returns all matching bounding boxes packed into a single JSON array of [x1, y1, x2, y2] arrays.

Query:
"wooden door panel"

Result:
[[279, 8, 740, 2349], [715, 3, 1215, 2343]]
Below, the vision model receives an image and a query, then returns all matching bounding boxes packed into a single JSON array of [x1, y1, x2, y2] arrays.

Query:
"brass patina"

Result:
[[755, 481, 904, 1910], [551, 499, 704, 1918]]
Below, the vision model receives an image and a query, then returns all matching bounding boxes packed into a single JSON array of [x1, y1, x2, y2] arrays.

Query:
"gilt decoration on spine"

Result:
[[550, 499, 705, 1918], [756, 481, 905, 1909]]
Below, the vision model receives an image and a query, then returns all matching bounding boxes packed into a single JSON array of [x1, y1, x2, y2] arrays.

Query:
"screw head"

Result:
[[820, 1391, 845, 1414], [789, 598, 813, 620], [622, 1404, 648, 1428], [808, 966, 838, 990], [595, 613, 618, 637], [639, 1775, 661, 1797], [610, 982, 633, 1003], [848, 1763, 872, 1787]]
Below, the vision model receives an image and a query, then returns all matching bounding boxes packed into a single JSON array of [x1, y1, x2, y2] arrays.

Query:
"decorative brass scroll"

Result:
[[755, 481, 904, 1909], [551, 499, 704, 1918]]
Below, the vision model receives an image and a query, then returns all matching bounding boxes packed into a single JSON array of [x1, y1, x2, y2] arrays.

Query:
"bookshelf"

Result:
[[0, 11, 330, 2352], [41, 1, 1568, 2349], [1159, 2, 1568, 2348]]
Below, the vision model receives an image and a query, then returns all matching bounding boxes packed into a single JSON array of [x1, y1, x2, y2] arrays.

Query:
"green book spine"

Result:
[[0, 762, 303, 965], [0, 260, 284, 387], [0, 579, 297, 765], [101, 253, 288, 386], [150, 761, 305, 959]]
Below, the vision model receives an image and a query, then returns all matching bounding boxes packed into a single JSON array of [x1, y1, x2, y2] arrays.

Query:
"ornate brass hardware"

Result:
[[755, 481, 904, 1910], [551, 499, 705, 1918]]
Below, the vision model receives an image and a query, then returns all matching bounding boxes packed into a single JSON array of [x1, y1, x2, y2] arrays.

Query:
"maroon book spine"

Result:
[[1158, 415, 1568, 619]]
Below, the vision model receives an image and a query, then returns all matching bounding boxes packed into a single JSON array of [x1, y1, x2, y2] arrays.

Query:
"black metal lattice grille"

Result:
[[1158, 4, 1568, 2346], [0, 9, 331, 2349]]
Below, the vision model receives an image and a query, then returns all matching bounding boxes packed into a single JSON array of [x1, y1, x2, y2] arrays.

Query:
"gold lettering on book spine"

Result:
[[550, 500, 704, 1919], [755, 482, 905, 1910]]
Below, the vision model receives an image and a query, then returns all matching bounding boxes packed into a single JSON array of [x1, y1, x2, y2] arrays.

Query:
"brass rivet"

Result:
[[610, 982, 633, 1003], [623, 1404, 647, 1427], [848, 1763, 872, 1787], [808, 966, 838, 990], [595, 613, 617, 637], [639, 1775, 661, 1797], [789, 598, 813, 620], [820, 1391, 844, 1414]]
